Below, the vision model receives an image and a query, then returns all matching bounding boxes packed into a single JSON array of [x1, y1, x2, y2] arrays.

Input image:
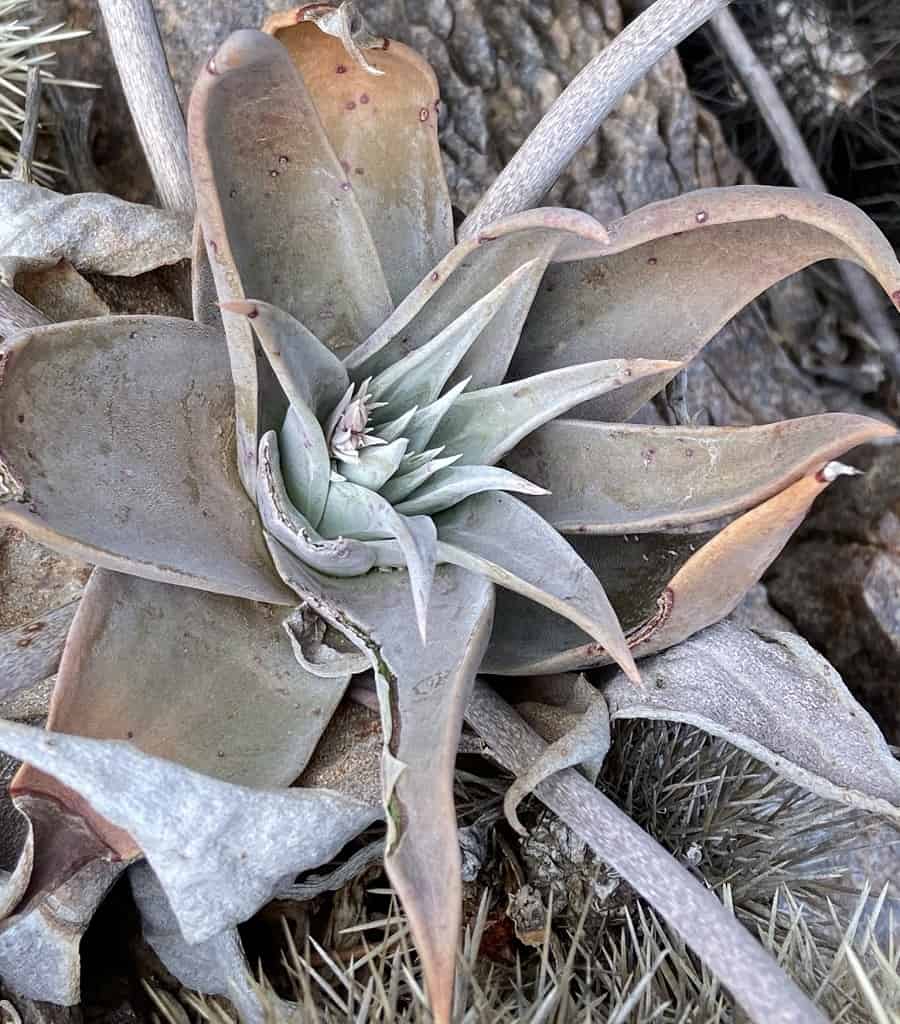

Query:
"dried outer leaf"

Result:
[[434, 492, 638, 682], [266, 544, 494, 1024], [345, 207, 610, 378], [278, 404, 333, 527], [188, 29, 392, 491], [283, 606, 370, 678], [339, 437, 409, 489], [0, 181, 191, 284], [130, 863, 277, 1024], [264, 8, 454, 305], [365, 268, 531, 410], [0, 316, 292, 606], [257, 431, 376, 576], [510, 186, 900, 422], [0, 601, 78, 696], [0, 719, 382, 945], [464, 681, 830, 1024], [602, 620, 900, 822], [501, 679, 611, 836], [13, 570, 351, 865], [0, 807, 123, 1005], [394, 465, 548, 517], [505, 414, 897, 533], [431, 358, 680, 467], [482, 465, 846, 675], [318, 480, 437, 640], [223, 300, 349, 420]]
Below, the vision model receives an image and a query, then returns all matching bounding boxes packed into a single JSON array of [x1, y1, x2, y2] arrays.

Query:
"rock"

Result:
[[766, 442, 900, 742]]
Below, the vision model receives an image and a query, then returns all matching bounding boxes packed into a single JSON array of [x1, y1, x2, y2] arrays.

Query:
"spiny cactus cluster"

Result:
[[0, 4, 899, 1023]]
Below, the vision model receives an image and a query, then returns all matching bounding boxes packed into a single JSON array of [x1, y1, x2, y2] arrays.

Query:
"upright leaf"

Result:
[[265, 9, 454, 304]]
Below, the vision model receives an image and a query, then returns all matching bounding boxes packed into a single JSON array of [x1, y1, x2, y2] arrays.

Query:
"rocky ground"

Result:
[[1, 0, 898, 1020]]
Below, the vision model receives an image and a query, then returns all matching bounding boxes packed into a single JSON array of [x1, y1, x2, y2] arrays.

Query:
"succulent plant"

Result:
[[1, 5, 899, 1023]]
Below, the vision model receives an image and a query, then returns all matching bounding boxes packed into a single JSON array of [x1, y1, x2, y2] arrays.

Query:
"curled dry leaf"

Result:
[[602, 620, 900, 822], [0, 181, 191, 285], [0, 718, 382, 945]]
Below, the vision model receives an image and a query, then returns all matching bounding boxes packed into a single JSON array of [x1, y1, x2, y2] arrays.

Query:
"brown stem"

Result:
[[460, 0, 734, 238], [464, 680, 828, 1024], [97, 0, 194, 213], [11, 68, 41, 184], [711, 7, 900, 386]]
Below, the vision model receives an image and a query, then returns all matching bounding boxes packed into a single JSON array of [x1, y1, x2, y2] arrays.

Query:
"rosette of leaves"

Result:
[[0, 6, 899, 1022]]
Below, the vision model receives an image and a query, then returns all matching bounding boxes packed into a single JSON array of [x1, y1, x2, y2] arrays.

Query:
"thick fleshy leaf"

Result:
[[12, 570, 349, 859], [431, 358, 680, 467], [366, 268, 534, 410], [264, 9, 454, 304], [483, 466, 844, 674], [505, 414, 897, 533], [380, 453, 461, 505], [400, 379, 469, 453], [510, 186, 900, 421], [265, 545, 494, 1024], [339, 437, 409, 489], [224, 299, 349, 418], [130, 863, 277, 1024], [395, 465, 548, 517], [376, 404, 419, 443], [602, 621, 900, 823], [278, 405, 333, 526], [1, 601, 78, 696], [500, 677, 611, 836], [0, 719, 381, 945], [257, 431, 376, 576], [434, 492, 637, 682], [188, 28, 392, 489], [0, 316, 291, 605], [450, 255, 552, 390], [346, 207, 611, 378], [0, 180, 191, 284], [319, 480, 437, 639]]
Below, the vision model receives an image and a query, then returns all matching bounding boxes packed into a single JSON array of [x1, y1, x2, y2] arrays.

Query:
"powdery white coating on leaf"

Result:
[[602, 621, 900, 821], [0, 719, 382, 945], [394, 465, 548, 517], [434, 492, 637, 682], [257, 431, 377, 578], [129, 863, 279, 1024], [228, 300, 350, 419], [0, 181, 191, 285], [431, 358, 681, 467]]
